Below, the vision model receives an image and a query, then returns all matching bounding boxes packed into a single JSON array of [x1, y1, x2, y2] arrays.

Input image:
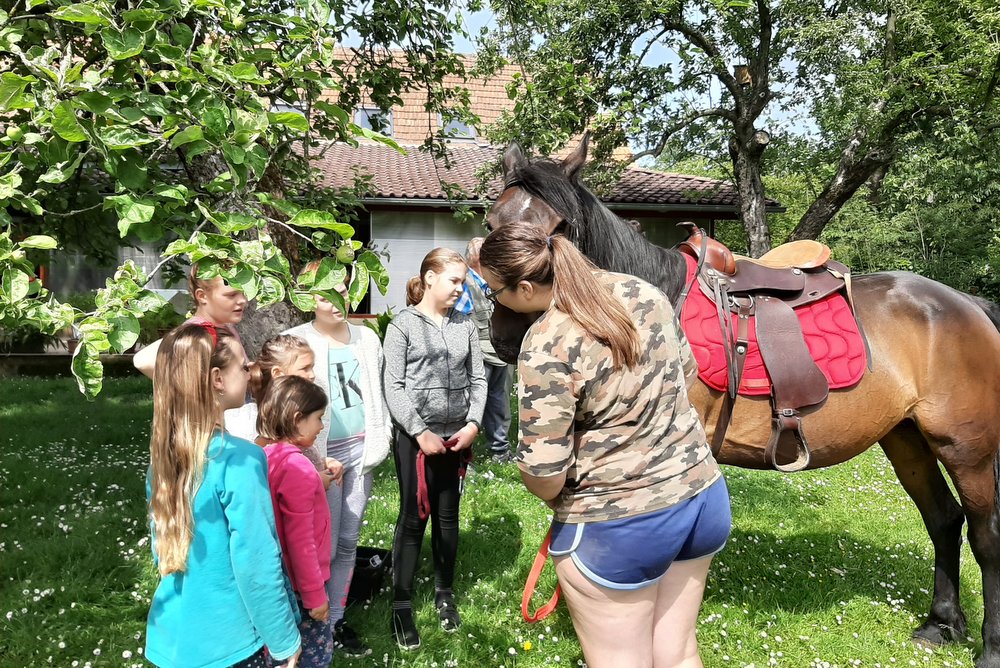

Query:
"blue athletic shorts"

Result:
[[548, 476, 731, 590]]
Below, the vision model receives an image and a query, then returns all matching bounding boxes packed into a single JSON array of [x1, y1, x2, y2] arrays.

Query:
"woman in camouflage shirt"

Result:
[[480, 222, 731, 668]]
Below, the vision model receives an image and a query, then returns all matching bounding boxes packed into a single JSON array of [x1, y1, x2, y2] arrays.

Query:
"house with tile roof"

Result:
[[318, 54, 782, 313]]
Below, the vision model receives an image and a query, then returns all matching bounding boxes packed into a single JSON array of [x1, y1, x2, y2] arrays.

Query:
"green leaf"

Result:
[[223, 264, 259, 301], [18, 235, 58, 250], [77, 91, 113, 114], [50, 3, 110, 25], [313, 258, 347, 291], [289, 290, 317, 312], [71, 341, 104, 399], [98, 125, 157, 149], [169, 125, 204, 149], [163, 238, 199, 256], [171, 23, 194, 48], [0, 172, 22, 200], [267, 111, 309, 133], [349, 261, 370, 308], [37, 151, 85, 184], [357, 250, 389, 295], [52, 101, 87, 142], [0, 73, 35, 112], [2, 268, 30, 301], [221, 142, 245, 165], [102, 27, 145, 60], [231, 62, 263, 82], [257, 275, 285, 307], [315, 100, 350, 126], [106, 195, 155, 237], [202, 106, 229, 138], [107, 313, 140, 353], [213, 212, 261, 234], [288, 209, 354, 237]]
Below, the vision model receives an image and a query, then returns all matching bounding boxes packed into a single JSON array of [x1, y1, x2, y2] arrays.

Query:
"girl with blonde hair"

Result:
[[144, 324, 301, 668]]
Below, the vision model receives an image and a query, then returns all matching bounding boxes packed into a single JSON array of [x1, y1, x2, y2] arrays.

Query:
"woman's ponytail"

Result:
[[480, 222, 640, 370], [406, 276, 425, 306]]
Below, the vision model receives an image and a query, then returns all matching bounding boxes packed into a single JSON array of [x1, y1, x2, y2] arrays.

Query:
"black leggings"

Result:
[[392, 431, 462, 602]]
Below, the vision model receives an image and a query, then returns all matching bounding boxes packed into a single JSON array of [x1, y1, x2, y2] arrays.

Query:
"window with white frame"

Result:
[[354, 107, 393, 135]]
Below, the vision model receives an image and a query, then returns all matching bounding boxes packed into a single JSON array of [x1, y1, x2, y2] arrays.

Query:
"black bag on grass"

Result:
[[347, 546, 392, 605]]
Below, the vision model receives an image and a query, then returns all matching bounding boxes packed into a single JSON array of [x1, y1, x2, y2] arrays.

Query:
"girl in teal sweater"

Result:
[[145, 324, 301, 668]]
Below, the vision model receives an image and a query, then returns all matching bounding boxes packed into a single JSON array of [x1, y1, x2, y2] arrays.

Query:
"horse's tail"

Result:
[[968, 294, 1000, 334]]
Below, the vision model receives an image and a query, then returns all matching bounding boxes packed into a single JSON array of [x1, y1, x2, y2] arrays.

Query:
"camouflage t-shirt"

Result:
[[517, 271, 720, 523]]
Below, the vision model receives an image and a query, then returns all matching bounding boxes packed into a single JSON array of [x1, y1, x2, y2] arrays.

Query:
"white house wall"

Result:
[[368, 209, 484, 314]]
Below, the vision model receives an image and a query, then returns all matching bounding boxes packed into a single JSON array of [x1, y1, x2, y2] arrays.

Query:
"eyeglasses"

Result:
[[484, 285, 510, 304]]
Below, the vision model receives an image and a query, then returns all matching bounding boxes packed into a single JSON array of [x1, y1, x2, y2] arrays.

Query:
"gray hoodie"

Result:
[[382, 306, 487, 438]]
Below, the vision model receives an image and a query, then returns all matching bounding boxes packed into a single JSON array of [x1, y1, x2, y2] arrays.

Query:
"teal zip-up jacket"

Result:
[[145, 431, 301, 668], [382, 306, 487, 438]]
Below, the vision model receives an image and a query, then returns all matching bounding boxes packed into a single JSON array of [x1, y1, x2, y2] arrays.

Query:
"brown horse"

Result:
[[486, 137, 1000, 667]]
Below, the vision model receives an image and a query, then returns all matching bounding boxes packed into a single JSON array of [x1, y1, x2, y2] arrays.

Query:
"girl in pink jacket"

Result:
[[258, 376, 333, 667]]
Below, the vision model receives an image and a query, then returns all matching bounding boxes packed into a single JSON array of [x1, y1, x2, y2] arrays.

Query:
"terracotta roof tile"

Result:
[[311, 142, 780, 210]]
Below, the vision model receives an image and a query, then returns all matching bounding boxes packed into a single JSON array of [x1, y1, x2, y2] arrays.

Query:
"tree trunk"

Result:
[[729, 131, 771, 258], [790, 147, 893, 241], [236, 300, 308, 358]]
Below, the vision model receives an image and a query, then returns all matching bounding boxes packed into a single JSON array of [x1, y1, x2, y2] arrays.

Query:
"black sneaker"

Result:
[[391, 608, 421, 650], [491, 451, 513, 464], [333, 619, 371, 658], [435, 591, 461, 632]]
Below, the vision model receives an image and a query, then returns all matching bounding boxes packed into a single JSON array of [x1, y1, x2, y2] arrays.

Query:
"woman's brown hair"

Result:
[[406, 247, 467, 306], [149, 325, 239, 575], [257, 375, 329, 443], [247, 334, 313, 404], [479, 222, 640, 370]]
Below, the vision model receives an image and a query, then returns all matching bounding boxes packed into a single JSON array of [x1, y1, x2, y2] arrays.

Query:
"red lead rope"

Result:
[[416, 444, 473, 521], [521, 528, 561, 623]]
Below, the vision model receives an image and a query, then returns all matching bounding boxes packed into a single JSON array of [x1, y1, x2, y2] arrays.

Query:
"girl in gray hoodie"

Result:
[[382, 247, 487, 650]]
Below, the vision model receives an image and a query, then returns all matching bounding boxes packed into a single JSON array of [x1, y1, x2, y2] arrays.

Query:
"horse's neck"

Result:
[[578, 229, 687, 304]]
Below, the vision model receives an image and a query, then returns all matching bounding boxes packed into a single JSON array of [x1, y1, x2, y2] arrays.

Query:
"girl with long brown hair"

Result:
[[144, 324, 301, 668], [480, 222, 730, 668], [382, 247, 487, 649]]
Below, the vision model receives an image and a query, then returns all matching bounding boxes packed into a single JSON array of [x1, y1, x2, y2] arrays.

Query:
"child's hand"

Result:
[[324, 457, 344, 486], [309, 602, 330, 621], [416, 430, 447, 455], [281, 647, 302, 668], [451, 422, 479, 451]]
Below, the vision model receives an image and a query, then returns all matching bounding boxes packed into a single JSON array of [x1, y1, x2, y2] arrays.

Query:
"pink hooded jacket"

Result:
[[263, 441, 332, 609]]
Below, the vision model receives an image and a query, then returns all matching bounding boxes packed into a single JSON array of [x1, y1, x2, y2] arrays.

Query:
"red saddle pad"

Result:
[[679, 254, 867, 396]]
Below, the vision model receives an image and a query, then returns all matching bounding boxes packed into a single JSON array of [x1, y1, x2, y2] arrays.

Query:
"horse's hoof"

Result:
[[912, 619, 967, 646]]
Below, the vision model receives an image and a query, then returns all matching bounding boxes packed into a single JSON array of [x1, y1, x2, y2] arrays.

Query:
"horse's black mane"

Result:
[[509, 159, 688, 302]]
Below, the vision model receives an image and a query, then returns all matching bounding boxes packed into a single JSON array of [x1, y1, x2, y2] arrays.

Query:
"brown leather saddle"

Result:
[[676, 223, 869, 472]]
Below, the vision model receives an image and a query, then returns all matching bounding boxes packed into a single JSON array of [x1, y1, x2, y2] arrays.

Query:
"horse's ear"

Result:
[[562, 132, 589, 182], [502, 143, 526, 177]]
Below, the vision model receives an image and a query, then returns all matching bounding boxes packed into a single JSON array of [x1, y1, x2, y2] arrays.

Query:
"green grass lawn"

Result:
[[0, 377, 985, 667]]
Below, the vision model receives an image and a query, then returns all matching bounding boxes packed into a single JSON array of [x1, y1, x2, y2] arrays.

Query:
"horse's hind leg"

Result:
[[940, 453, 1000, 668], [881, 422, 969, 644]]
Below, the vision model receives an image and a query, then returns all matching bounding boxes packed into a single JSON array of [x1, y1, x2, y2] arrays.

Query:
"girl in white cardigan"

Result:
[[283, 278, 392, 659]]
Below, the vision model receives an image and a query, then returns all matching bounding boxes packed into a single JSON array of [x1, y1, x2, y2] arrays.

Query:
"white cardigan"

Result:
[[283, 321, 393, 475]]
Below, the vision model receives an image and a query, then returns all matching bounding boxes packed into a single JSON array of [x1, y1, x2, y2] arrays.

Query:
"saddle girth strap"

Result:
[[710, 297, 752, 458]]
